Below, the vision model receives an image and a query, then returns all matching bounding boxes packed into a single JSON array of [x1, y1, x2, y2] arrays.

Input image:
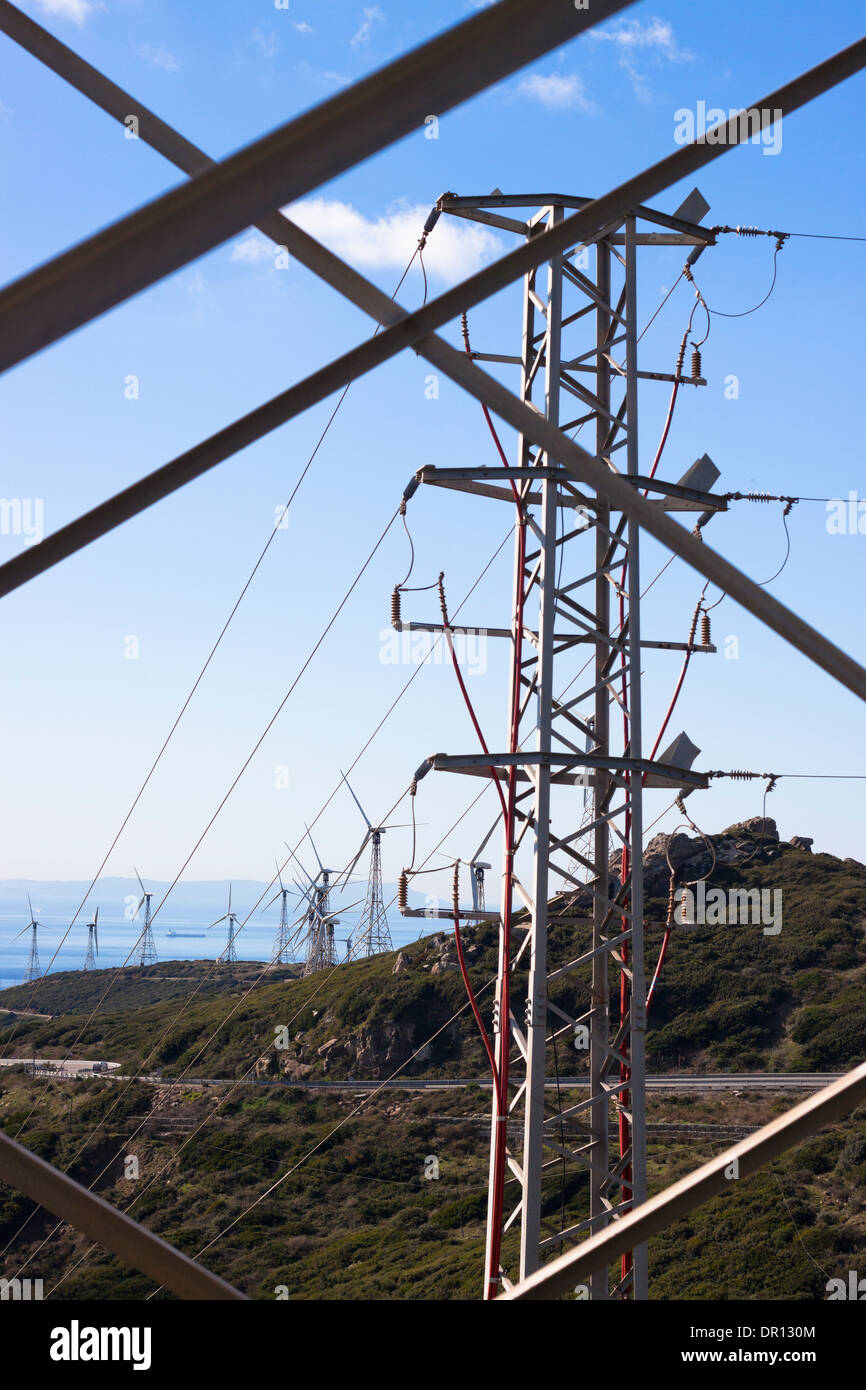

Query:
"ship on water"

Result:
[[166, 930, 206, 938]]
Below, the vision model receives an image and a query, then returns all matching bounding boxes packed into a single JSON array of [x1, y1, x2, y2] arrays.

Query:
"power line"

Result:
[[4, 529, 515, 1265], [3, 507, 401, 1143], [781, 231, 866, 243], [1, 243, 427, 1059], [43, 781, 499, 1297]]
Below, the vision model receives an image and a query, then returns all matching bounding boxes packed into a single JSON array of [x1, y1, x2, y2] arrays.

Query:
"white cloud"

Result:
[[139, 44, 181, 74], [293, 22, 315, 35], [350, 6, 384, 48], [251, 26, 279, 59], [517, 72, 594, 112], [33, 0, 98, 24], [590, 16, 693, 102], [231, 234, 273, 265], [232, 199, 503, 283]]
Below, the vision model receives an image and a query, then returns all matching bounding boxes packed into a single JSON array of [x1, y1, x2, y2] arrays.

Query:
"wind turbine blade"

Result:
[[471, 813, 502, 865], [338, 833, 370, 889], [308, 817, 328, 872], [27, 892, 34, 921], [322, 895, 365, 922], [12, 925, 29, 942], [94, 907, 99, 926], [228, 883, 232, 916], [135, 895, 146, 918], [285, 843, 315, 886], [94, 925, 99, 954], [275, 858, 285, 893], [135, 867, 146, 896], [208, 914, 228, 929], [304, 824, 325, 875], [263, 891, 281, 911], [340, 770, 372, 830]]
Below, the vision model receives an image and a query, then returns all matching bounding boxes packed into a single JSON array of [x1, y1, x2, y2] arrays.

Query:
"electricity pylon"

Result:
[[13, 895, 42, 982], [133, 868, 158, 966], [209, 884, 239, 964], [340, 772, 405, 957], [83, 908, 99, 971], [399, 191, 721, 1299]]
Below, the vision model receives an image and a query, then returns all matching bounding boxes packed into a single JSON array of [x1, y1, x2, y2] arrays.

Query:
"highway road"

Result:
[[2, 1062, 842, 1091], [150, 1072, 845, 1093]]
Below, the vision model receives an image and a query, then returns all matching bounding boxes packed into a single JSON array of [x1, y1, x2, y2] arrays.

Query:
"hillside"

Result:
[[1, 817, 865, 1300], [2, 818, 864, 1082]]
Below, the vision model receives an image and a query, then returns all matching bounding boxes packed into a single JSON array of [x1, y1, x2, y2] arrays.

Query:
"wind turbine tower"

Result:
[[133, 868, 158, 966], [14, 896, 42, 982], [83, 908, 99, 971], [264, 862, 295, 964], [341, 772, 402, 958], [209, 885, 239, 964], [290, 831, 339, 975], [469, 818, 498, 914]]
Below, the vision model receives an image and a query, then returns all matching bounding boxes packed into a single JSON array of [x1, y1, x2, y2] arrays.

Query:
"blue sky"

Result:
[[1, 0, 864, 918]]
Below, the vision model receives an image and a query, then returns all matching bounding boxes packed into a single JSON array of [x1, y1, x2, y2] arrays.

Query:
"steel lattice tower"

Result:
[[224, 913, 238, 963], [400, 192, 720, 1299], [303, 873, 338, 975], [134, 881, 158, 967], [24, 923, 41, 982], [83, 911, 99, 971], [272, 887, 292, 963], [339, 772, 401, 958], [353, 830, 393, 958], [209, 886, 239, 964], [14, 897, 42, 982]]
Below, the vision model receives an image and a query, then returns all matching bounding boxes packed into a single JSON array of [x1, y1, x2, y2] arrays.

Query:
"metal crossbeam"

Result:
[[0, 31, 860, 723], [500, 1061, 866, 1299], [0, 1128, 246, 1299], [0, 0, 634, 371], [1, 0, 864, 1306]]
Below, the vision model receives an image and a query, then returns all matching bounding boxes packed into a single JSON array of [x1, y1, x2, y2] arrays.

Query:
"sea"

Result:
[[0, 877, 429, 991]]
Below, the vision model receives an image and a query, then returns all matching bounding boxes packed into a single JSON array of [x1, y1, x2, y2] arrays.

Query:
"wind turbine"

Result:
[[209, 884, 240, 964], [284, 836, 344, 975], [13, 895, 42, 982], [133, 868, 158, 967], [340, 772, 411, 957], [83, 908, 99, 971], [469, 816, 499, 912], [263, 860, 297, 965]]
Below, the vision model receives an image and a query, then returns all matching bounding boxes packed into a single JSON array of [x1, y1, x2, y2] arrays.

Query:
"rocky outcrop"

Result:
[[602, 817, 810, 898]]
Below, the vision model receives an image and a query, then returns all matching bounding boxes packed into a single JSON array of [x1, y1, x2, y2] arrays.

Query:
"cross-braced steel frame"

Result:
[[272, 887, 293, 964], [408, 194, 718, 1297], [0, 0, 864, 1304], [303, 875, 338, 976], [353, 831, 393, 959], [137, 895, 158, 968]]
